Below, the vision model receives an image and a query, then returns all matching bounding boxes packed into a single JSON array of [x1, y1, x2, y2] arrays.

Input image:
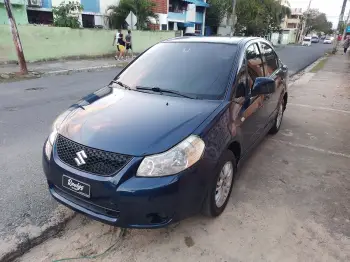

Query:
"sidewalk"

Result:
[[0, 57, 133, 79]]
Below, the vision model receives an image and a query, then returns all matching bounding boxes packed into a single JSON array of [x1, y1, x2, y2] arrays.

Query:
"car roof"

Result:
[[163, 36, 260, 45]]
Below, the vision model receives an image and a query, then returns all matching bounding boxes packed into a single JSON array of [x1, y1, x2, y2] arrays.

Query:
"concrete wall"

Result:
[[0, 3, 28, 25], [0, 25, 177, 62]]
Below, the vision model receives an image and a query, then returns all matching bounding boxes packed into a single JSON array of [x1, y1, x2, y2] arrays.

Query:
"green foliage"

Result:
[[206, 0, 232, 28], [235, 0, 291, 36], [304, 9, 332, 35], [52, 1, 84, 28], [105, 0, 158, 30]]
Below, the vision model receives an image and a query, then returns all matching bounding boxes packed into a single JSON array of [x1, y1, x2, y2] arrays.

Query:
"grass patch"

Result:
[[310, 58, 328, 73]]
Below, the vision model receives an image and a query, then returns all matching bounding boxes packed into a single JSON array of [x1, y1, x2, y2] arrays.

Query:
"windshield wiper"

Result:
[[135, 86, 195, 99], [111, 80, 131, 90]]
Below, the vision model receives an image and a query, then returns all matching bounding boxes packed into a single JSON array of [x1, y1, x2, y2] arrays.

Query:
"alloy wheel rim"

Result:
[[215, 161, 233, 208], [276, 103, 284, 128]]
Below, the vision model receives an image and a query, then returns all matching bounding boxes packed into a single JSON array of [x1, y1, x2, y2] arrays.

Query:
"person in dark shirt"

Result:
[[117, 33, 126, 60], [125, 30, 133, 58]]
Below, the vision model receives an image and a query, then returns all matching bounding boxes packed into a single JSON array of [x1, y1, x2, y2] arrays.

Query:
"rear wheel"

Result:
[[269, 100, 285, 135], [202, 150, 236, 217]]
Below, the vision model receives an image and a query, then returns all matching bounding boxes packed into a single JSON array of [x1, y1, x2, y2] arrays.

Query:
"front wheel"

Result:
[[202, 150, 236, 217], [269, 100, 285, 134]]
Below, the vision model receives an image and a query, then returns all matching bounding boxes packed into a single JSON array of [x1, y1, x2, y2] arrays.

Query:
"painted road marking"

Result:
[[270, 139, 350, 159], [288, 103, 350, 115]]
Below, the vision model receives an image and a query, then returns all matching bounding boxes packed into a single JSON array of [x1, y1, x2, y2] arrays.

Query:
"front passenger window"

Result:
[[260, 42, 279, 76], [246, 44, 264, 91]]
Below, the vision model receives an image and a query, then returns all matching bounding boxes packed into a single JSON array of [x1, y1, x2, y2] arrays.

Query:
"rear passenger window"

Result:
[[260, 43, 279, 75]]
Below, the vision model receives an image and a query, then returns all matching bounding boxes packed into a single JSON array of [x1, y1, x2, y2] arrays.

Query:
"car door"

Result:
[[232, 43, 266, 153], [259, 41, 284, 125]]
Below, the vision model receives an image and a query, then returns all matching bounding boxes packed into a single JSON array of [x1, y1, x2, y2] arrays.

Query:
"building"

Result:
[[1, 0, 207, 35], [286, 8, 304, 42], [287, 8, 303, 30], [280, 0, 291, 30], [0, 0, 28, 25], [26, 0, 116, 28], [154, 0, 208, 35]]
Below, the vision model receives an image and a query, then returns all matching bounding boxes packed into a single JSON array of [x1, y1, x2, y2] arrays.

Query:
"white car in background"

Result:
[[302, 37, 312, 46], [323, 37, 332, 44]]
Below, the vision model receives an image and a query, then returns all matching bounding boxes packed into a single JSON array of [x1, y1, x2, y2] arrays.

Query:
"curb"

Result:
[[0, 207, 75, 262], [42, 63, 128, 77], [0, 62, 130, 82]]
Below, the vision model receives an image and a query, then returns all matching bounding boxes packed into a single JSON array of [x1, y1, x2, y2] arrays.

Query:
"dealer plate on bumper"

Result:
[[62, 175, 91, 198]]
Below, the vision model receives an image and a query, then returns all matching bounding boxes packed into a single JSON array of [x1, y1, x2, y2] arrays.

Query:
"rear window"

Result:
[[114, 42, 238, 100], [304, 38, 311, 42]]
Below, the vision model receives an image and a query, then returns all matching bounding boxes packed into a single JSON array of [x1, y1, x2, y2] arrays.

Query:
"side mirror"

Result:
[[251, 77, 275, 96], [281, 64, 288, 71]]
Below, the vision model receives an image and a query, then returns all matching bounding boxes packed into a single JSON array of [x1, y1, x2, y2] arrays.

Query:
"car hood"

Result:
[[58, 87, 221, 156]]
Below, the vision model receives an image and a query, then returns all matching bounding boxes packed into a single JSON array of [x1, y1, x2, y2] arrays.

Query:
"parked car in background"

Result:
[[42, 37, 288, 228], [323, 37, 333, 44], [302, 37, 312, 46], [311, 36, 319, 43]]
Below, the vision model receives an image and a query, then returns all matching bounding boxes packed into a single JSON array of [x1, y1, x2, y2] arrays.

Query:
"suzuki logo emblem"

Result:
[[74, 150, 87, 166]]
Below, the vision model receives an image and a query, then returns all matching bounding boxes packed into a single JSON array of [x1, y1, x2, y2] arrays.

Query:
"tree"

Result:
[[105, 0, 158, 30], [234, 0, 291, 36], [52, 1, 83, 28], [304, 9, 332, 35], [206, 0, 232, 29]]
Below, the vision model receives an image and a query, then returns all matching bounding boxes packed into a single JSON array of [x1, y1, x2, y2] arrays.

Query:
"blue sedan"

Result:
[[43, 37, 288, 228]]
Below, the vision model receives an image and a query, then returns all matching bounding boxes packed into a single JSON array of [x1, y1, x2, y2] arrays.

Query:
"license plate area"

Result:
[[62, 175, 91, 198]]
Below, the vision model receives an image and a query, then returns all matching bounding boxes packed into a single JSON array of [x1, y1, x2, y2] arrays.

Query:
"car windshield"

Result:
[[114, 42, 238, 100], [304, 39, 311, 42]]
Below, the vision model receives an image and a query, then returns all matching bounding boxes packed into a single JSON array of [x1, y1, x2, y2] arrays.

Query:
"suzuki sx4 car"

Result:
[[43, 37, 288, 228]]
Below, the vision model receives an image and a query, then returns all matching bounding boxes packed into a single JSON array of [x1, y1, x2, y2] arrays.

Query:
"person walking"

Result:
[[125, 30, 133, 58], [113, 29, 122, 59], [343, 36, 350, 54], [117, 33, 126, 60]]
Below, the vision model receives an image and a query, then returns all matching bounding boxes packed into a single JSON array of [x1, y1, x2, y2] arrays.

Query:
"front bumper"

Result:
[[43, 143, 213, 228]]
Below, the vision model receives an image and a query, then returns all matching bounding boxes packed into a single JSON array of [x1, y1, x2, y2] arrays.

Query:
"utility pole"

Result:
[[333, 0, 348, 53], [299, 0, 312, 43], [342, 9, 350, 41], [4, 0, 28, 74], [230, 0, 236, 36]]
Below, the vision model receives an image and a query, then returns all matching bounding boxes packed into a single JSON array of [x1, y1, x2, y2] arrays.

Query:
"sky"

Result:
[[289, 0, 350, 28]]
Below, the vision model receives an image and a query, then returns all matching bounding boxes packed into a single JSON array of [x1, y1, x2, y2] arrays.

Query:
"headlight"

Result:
[[137, 135, 205, 177], [44, 129, 58, 160]]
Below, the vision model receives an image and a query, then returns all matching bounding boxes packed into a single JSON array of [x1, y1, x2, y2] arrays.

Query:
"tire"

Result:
[[202, 150, 236, 217], [269, 99, 285, 135]]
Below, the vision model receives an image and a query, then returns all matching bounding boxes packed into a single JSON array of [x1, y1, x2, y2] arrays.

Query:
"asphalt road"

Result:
[[0, 43, 331, 243], [277, 43, 331, 75]]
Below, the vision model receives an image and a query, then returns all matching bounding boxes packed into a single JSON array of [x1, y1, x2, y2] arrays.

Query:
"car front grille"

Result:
[[56, 134, 132, 176]]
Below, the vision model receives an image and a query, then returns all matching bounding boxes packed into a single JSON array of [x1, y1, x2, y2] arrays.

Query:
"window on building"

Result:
[[27, 10, 53, 25], [82, 14, 95, 28], [161, 24, 167, 30], [168, 22, 174, 30]]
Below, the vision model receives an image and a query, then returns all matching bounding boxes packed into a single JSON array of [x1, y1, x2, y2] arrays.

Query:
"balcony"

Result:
[[168, 11, 186, 22], [183, 0, 209, 7]]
